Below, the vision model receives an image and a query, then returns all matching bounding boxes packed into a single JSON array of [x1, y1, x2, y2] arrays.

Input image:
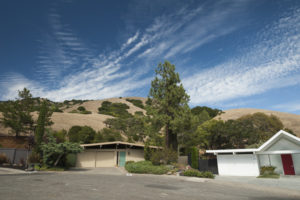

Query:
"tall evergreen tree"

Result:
[[0, 88, 34, 137], [148, 61, 189, 151], [34, 100, 53, 152]]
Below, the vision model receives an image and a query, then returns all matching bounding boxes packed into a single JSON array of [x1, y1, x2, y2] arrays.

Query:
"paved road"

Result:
[[1, 171, 300, 200]]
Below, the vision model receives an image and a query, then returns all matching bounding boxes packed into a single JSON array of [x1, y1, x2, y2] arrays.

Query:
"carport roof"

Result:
[[80, 141, 161, 149]]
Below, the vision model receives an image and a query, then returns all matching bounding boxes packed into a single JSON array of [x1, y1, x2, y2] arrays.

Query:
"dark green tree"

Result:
[[0, 88, 34, 137], [148, 61, 190, 151], [34, 100, 53, 152]]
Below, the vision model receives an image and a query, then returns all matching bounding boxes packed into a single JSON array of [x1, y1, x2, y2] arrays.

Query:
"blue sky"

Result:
[[0, 0, 300, 113]]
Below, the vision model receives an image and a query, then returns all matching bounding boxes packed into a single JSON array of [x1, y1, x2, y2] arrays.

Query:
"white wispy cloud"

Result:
[[2, 1, 296, 105], [183, 8, 300, 105]]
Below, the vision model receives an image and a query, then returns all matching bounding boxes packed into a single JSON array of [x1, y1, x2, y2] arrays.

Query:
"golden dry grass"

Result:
[[0, 97, 147, 134], [215, 108, 300, 137]]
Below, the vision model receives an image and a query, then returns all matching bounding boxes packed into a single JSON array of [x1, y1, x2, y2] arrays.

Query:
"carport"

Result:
[[76, 141, 159, 168]]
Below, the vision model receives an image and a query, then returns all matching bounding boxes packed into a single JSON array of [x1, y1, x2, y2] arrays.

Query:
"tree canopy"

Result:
[[148, 61, 190, 151]]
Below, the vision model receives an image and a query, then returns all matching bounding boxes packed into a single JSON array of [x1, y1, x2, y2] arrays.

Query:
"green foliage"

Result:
[[53, 129, 67, 143], [150, 148, 178, 165], [77, 106, 86, 111], [183, 169, 215, 179], [34, 100, 53, 152], [104, 115, 147, 142], [100, 128, 123, 142], [125, 161, 169, 175], [68, 126, 96, 144], [144, 145, 151, 161], [51, 105, 63, 112], [260, 166, 276, 175], [191, 106, 222, 118], [0, 153, 9, 164], [189, 147, 199, 169], [126, 99, 144, 109], [148, 61, 190, 150], [65, 154, 77, 168], [98, 101, 132, 118], [41, 133, 83, 167], [0, 88, 34, 137], [134, 111, 144, 116], [69, 108, 91, 114], [63, 99, 88, 105], [196, 112, 286, 150]]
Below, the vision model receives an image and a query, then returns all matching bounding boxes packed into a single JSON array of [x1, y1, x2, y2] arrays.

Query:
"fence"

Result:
[[198, 158, 218, 174], [0, 148, 31, 165]]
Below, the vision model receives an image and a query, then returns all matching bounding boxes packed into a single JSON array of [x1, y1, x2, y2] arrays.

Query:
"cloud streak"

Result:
[[183, 7, 300, 105]]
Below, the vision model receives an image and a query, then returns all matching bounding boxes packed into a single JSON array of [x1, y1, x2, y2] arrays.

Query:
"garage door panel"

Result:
[[76, 152, 95, 168], [217, 154, 259, 176], [96, 151, 116, 167]]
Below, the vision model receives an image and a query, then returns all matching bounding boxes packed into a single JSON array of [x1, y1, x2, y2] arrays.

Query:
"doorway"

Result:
[[281, 154, 295, 175], [118, 151, 126, 167]]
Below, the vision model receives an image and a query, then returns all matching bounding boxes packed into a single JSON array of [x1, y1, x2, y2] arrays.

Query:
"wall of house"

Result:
[[258, 154, 284, 174], [265, 138, 300, 151], [76, 148, 145, 168], [292, 154, 300, 175], [217, 154, 260, 176], [126, 149, 144, 162]]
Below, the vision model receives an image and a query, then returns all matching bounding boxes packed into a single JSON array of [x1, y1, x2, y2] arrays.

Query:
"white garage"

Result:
[[76, 141, 159, 168], [206, 130, 300, 176]]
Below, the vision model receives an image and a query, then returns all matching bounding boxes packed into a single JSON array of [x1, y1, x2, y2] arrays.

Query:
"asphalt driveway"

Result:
[[1, 171, 300, 200]]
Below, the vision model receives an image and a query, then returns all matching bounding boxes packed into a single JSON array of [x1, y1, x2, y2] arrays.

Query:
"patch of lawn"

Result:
[[257, 174, 280, 179]]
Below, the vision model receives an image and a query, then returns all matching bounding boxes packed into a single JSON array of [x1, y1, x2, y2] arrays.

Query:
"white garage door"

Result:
[[96, 151, 116, 167], [217, 154, 260, 176], [76, 151, 96, 168]]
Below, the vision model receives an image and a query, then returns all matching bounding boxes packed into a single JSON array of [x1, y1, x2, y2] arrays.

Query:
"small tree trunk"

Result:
[[54, 154, 63, 166]]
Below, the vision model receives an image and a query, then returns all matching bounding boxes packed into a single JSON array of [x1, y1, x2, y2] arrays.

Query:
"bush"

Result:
[[65, 154, 77, 168], [150, 148, 178, 165], [0, 153, 9, 164], [125, 161, 169, 175], [126, 160, 135, 165], [260, 166, 276, 175], [126, 99, 144, 109], [69, 110, 78, 113], [98, 101, 132, 118], [183, 169, 215, 179], [77, 106, 86, 111], [189, 147, 199, 169], [68, 126, 96, 144]]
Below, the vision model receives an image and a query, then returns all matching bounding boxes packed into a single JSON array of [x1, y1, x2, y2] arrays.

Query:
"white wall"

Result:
[[258, 154, 284, 174], [265, 138, 300, 151], [292, 154, 300, 175], [217, 154, 260, 176]]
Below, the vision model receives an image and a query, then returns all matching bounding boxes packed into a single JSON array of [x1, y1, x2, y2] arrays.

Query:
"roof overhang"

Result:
[[206, 130, 300, 155], [80, 141, 161, 149]]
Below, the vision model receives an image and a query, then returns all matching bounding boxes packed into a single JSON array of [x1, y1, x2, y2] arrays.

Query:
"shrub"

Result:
[[0, 153, 9, 164], [65, 154, 77, 168], [98, 101, 132, 118], [260, 166, 276, 175], [189, 147, 199, 169], [150, 148, 178, 165], [125, 161, 169, 175], [126, 160, 135, 165], [69, 110, 78, 113], [126, 99, 144, 109], [77, 106, 86, 111], [144, 145, 151, 161], [183, 169, 215, 179], [80, 110, 91, 114]]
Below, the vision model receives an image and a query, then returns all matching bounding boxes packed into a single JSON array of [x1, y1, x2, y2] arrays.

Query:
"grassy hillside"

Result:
[[215, 108, 300, 137], [0, 97, 147, 135]]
